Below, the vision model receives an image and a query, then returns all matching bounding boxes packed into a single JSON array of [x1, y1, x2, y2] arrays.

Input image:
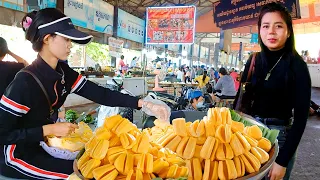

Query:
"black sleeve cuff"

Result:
[[26, 127, 44, 143], [126, 96, 140, 109], [275, 154, 289, 167]]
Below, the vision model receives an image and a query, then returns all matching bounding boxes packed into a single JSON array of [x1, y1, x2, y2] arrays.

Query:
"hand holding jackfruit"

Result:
[[47, 122, 93, 152]]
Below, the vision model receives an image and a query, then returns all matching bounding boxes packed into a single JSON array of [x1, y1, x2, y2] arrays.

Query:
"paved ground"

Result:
[[68, 88, 320, 180], [291, 89, 320, 180]]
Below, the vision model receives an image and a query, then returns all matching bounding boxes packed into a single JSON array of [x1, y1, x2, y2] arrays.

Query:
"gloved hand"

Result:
[[141, 95, 171, 123]]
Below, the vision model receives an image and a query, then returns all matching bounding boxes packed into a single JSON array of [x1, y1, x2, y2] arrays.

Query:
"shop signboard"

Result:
[[108, 37, 124, 58], [117, 9, 145, 44], [0, 0, 56, 12], [64, 0, 114, 35], [213, 0, 299, 30], [146, 6, 196, 44]]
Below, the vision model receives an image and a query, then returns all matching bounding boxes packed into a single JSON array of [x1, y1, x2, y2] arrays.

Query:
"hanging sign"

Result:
[[64, 0, 114, 34], [213, 0, 299, 30], [108, 37, 124, 58], [146, 6, 196, 44]]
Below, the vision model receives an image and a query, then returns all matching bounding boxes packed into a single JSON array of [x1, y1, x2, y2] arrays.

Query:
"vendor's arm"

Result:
[[275, 58, 311, 167], [73, 78, 141, 109], [0, 74, 43, 145], [63, 63, 141, 109]]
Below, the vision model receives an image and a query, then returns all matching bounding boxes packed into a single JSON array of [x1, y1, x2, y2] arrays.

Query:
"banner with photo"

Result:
[[117, 9, 145, 43], [0, 0, 56, 12], [146, 6, 196, 44], [64, 0, 114, 35], [213, 0, 299, 30]]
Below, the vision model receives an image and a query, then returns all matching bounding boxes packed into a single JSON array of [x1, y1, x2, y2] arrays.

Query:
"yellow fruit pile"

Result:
[[147, 107, 273, 180], [47, 122, 93, 152], [77, 115, 188, 180]]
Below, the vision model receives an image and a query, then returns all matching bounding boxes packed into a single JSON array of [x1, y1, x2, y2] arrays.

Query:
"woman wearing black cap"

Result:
[[0, 8, 170, 179], [235, 3, 311, 180]]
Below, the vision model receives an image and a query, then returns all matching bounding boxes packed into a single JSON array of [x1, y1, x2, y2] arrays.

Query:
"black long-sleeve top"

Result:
[[0, 56, 140, 162], [0, 61, 24, 96], [238, 48, 311, 167]]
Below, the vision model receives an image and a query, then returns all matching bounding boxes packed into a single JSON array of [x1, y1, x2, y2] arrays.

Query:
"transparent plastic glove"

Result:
[[141, 95, 171, 123]]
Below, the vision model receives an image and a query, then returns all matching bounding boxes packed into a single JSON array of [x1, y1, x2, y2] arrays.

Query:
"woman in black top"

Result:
[[0, 37, 29, 96], [235, 3, 311, 180], [0, 8, 169, 179]]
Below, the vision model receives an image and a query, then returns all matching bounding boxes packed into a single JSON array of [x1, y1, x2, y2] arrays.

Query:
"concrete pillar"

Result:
[[190, 44, 194, 67], [56, 0, 64, 12], [111, 6, 119, 67], [207, 46, 211, 66], [213, 43, 219, 68], [198, 43, 201, 66], [178, 45, 182, 67]]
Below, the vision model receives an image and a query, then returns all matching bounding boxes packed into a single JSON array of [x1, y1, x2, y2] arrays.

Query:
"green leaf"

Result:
[[65, 109, 78, 123]]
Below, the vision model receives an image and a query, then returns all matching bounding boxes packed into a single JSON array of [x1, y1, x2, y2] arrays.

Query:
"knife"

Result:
[[75, 107, 100, 124]]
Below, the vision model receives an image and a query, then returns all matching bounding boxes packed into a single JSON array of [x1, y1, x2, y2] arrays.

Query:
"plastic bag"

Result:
[[97, 106, 120, 127], [141, 94, 171, 123]]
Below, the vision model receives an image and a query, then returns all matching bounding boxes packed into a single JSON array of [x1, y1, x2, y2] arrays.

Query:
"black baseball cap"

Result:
[[38, 17, 93, 45]]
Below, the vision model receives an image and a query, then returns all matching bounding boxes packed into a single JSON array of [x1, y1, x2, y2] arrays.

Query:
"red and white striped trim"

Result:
[[0, 95, 30, 114], [5, 145, 69, 179], [71, 75, 86, 93]]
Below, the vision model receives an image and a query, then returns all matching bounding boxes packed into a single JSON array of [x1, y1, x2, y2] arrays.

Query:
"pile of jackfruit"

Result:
[[147, 107, 274, 180], [77, 115, 189, 180], [47, 122, 93, 152]]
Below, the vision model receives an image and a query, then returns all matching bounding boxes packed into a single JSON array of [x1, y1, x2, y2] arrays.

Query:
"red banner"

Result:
[[146, 6, 196, 44]]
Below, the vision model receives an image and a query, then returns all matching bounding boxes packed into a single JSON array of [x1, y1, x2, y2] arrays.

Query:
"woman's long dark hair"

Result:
[[258, 2, 296, 54], [202, 70, 207, 82]]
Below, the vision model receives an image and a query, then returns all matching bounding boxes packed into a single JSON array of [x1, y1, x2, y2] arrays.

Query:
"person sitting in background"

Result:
[[230, 68, 240, 91], [186, 90, 205, 111], [118, 55, 126, 74], [0, 37, 29, 96], [212, 67, 237, 101], [184, 66, 191, 83], [209, 68, 215, 81], [194, 70, 210, 90], [130, 56, 137, 68]]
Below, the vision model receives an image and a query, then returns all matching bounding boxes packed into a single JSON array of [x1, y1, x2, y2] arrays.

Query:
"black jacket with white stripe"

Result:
[[0, 56, 139, 162]]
